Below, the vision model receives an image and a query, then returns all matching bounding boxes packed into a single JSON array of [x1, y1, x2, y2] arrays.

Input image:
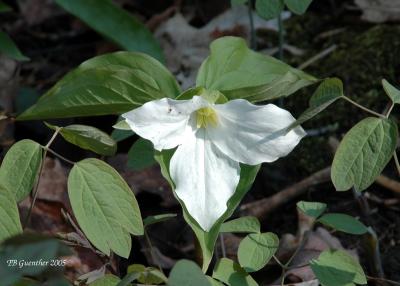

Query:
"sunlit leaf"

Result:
[[297, 201, 327, 218], [168, 260, 211, 286], [331, 117, 398, 192], [126, 264, 166, 284], [310, 250, 367, 286], [382, 79, 400, 104], [68, 159, 143, 258], [90, 275, 121, 286], [238, 232, 279, 272], [0, 185, 22, 242]]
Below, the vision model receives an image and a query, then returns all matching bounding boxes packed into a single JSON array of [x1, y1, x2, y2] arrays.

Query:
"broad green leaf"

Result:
[[0, 234, 71, 286], [116, 273, 141, 286], [54, 0, 164, 62], [90, 275, 121, 286], [46, 123, 117, 156], [155, 149, 260, 272], [0, 139, 42, 202], [382, 79, 400, 104], [128, 138, 156, 171], [255, 0, 284, 20], [284, 0, 313, 14], [318, 213, 368, 235], [220, 216, 260, 233], [113, 119, 131, 130], [231, 0, 248, 5], [296, 201, 327, 218], [168, 260, 211, 286], [196, 37, 316, 98], [18, 52, 180, 120], [212, 258, 258, 286], [238, 232, 279, 272], [68, 158, 144, 258], [287, 78, 343, 131], [0, 185, 22, 241], [331, 117, 398, 192], [310, 250, 367, 286], [126, 264, 167, 284], [0, 31, 29, 61], [0, 2, 12, 13], [143, 213, 177, 227]]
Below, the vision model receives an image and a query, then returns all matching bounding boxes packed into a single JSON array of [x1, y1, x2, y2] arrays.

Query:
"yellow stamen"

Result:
[[196, 107, 218, 128]]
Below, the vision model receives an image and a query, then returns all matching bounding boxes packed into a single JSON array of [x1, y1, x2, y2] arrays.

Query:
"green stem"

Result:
[[342, 96, 385, 118], [248, 0, 256, 49], [45, 148, 75, 165], [386, 102, 395, 118], [23, 128, 60, 229], [278, 12, 284, 61], [144, 230, 163, 272]]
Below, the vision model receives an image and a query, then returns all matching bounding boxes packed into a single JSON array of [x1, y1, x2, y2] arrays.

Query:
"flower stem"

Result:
[[342, 96, 385, 118], [23, 128, 60, 229], [278, 12, 284, 61], [394, 152, 400, 177]]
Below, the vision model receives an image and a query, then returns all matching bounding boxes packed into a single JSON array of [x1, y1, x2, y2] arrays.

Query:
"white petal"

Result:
[[122, 96, 208, 151], [208, 100, 306, 165], [170, 129, 240, 231]]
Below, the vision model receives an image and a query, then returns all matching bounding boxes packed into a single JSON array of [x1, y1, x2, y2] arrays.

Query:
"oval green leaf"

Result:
[[297, 201, 327, 218], [382, 79, 400, 104], [310, 249, 367, 286], [128, 138, 156, 171], [68, 158, 144, 258], [255, 0, 284, 20], [0, 185, 22, 241], [212, 258, 258, 286], [331, 117, 398, 192], [220, 216, 260, 234], [318, 213, 368, 235], [0, 139, 42, 202], [18, 52, 180, 120], [54, 0, 164, 62], [284, 0, 313, 14], [238, 232, 279, 272], [168, 260, 211, 286], [47, 123, 117, 156]]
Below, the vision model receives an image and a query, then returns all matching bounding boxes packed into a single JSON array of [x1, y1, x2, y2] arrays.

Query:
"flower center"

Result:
[[196, 107, 218, 128]]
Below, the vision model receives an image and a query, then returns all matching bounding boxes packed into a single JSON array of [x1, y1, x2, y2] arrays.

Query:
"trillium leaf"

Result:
[[0, 139, 42, 202], [46, 123, 117, 156], [128, 138, 156, 171], [0, 185, 22, 242], [238, 232, 279, 272], [196, 37, 316, 98], [18, 52, 180, 120], [220, 216, 260, 234], [317, 213, 368, 235], [168, 260, 211, 286], [284, 0, 313, 14], [155, 150, 260, 272], [296, 201, 327, 218], [0, 31, 29, 61], [54, 0, 164, 62], [68, 158, 144, 258], [143, 213, 177, 227], [331, 117, 398, 192], [310, 249, 367, 286], [382, 79, 400, 104], [90, 275, 121, 286], [287, 78, 343, 131], [212, 258, 258, 286], [255, 0, 284, 20]]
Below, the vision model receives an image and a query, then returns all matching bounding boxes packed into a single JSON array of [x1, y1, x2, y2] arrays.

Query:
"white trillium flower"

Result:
[[122, 95, 306, 231]]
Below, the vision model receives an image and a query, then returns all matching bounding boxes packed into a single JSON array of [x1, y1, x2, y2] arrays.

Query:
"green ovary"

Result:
[[196, 107, 218, 128]]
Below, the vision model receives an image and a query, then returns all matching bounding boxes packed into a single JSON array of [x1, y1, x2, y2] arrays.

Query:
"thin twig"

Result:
[[367, 276, 400, 286], [393, 152, 400, 177], [248, 0, 256, 50], [386, 102, 395, 118], [23, 128, 60, 228], [297, 44, 337, 70], [277, 13, 284, 61], [342, 96, 385, 118], [46, 148, 75, 165]]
